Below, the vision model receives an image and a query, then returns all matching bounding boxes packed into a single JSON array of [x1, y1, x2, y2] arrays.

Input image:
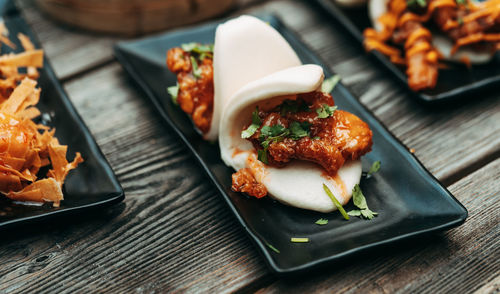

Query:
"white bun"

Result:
[[204, 15, 301, 141], [219, 65, 362, 213], [368, 0, 495, 64]]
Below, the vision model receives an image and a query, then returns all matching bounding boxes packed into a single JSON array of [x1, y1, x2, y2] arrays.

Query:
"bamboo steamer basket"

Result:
[[35, 0, 236, 35]]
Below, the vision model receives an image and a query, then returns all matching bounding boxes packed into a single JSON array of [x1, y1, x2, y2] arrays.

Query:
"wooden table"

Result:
[[1, 0, 499, 293]]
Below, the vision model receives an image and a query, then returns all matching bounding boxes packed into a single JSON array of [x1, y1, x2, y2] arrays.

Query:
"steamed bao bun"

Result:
[[368, 0, 495, 64], [205, 15, 301, 141], [219, 65, 363, 213]]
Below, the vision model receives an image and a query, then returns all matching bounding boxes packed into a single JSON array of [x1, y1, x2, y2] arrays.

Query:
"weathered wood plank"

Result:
[[258, 157, 500, 294], [0, 64, 268, 293], [15, 0, 120, 80]]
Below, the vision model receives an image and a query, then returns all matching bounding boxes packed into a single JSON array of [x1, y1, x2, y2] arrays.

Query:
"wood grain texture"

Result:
[[259, 158, 500, 294], [0, 0, 498, 293]]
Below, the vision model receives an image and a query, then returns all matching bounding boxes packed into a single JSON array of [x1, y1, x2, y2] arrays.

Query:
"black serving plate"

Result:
[[0, 16, 124, 229], [114, 14, 467, 274], [312, 0, 500, 103]]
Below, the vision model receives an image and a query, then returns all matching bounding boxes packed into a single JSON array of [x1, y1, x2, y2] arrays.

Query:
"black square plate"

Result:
[[0, 16, 124, 229], [114, 14, 467, 274], [312, 0, 500, 103]]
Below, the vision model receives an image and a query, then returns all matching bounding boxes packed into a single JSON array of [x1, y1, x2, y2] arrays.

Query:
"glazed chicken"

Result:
[[232, 91, 373, 198], [363, 0, 500, 91], [166, 47, 214, 133]]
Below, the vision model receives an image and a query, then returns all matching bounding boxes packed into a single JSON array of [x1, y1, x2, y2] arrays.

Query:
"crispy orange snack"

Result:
[[0, 24, 83, 207]]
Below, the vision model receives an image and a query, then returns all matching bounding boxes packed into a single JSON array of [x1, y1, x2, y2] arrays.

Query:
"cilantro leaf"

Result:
[[347, 210, 361, 216], [241, 108, 261, 139], [367, 160, 381, 176], [315, 218, 329, 225], [289, 121, 310, 139], [312, 136, 320, 140], [361, 209, 378, 220], [241, 124, 259, 139], [350, 184, 378, 220], [167, 84, 179, 105], [323, 184, 349, 220], [257, 149, 268, 164], [316, 104, 338, 119], [321, 75, 341, 93], [190, 56, 202, 79], [181, 42, 213, 54], [279, 100, 309, 115], [416, 0, 427, 7]]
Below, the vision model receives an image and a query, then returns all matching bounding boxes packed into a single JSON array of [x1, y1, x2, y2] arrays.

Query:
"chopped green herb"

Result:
[[241, 107, 262, 139], [347, 210, 361, 216], [289, 121, 310, 139], [260, 124, 287, 138], [257, 149, 268, 164], [367, 160, 381, 176], [416, 0, 427, 7], [457, 17, 464, 25], [312, 136, 320, 140], [323, 184, 349, 220], [265, 242, 280, 253], [321, 75, 341, 93], [291, 237, 309, 243], [167, 84, 179, 105], [315, 218, 329, 225], [181, 42, 213, 54], [316, 104, 338, 119], [279, 99, 309, 115], [348, 184, 378, 220], [190, 56, 203, 79]]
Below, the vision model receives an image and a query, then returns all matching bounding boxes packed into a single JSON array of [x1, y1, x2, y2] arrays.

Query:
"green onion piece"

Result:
[[291, 237, 309, 243], [321, 75, 341, 93], [265, 242, 280, 253], [190, 56, 202, 79], [323, 183, 349, 220], [367, 160, 381, 176], [167, 84, 179, 105], [257, 149, 268, 164]]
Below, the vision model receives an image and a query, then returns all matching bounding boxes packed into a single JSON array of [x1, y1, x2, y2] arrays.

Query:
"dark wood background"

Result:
[[0, 0, 498, 293]]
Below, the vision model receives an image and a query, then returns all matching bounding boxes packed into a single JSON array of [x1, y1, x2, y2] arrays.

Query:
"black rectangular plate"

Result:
[[114, 14, 467, 274], [0, 16, 124, 229], [312, 0, 500, 103]]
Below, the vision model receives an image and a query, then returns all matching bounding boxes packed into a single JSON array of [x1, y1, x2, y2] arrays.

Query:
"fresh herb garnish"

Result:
[[291, 237, 309, 243], [312, 136, 320, 140], [367, 160, 381, 177], [241, 107, 262, 139], [455, 0, 466, 5], [316, 104, 337, 119], [457, 17, 464, 25], [190, 56, 202, 79], [265, 241, 280, 253], [321, 75, 341, 93], [416, 0, 427, 7], [279, 99, 310, 115], [315, 218, 329, 225], [323, 184, 349, 220], [258, 124, 290, 163], [181, 42, 214, 60], [289, 121, 311, 139], [167, 84, 179, 105], [257, 149, 268, 164], [347, 184, 378, 220]]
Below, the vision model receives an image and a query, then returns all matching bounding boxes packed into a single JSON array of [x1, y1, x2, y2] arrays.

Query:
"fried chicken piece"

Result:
[[166, 48, 214, 133], [395, 21, 439, 91], [247, 92, 373, 176], [231, 168, 267, 198]]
